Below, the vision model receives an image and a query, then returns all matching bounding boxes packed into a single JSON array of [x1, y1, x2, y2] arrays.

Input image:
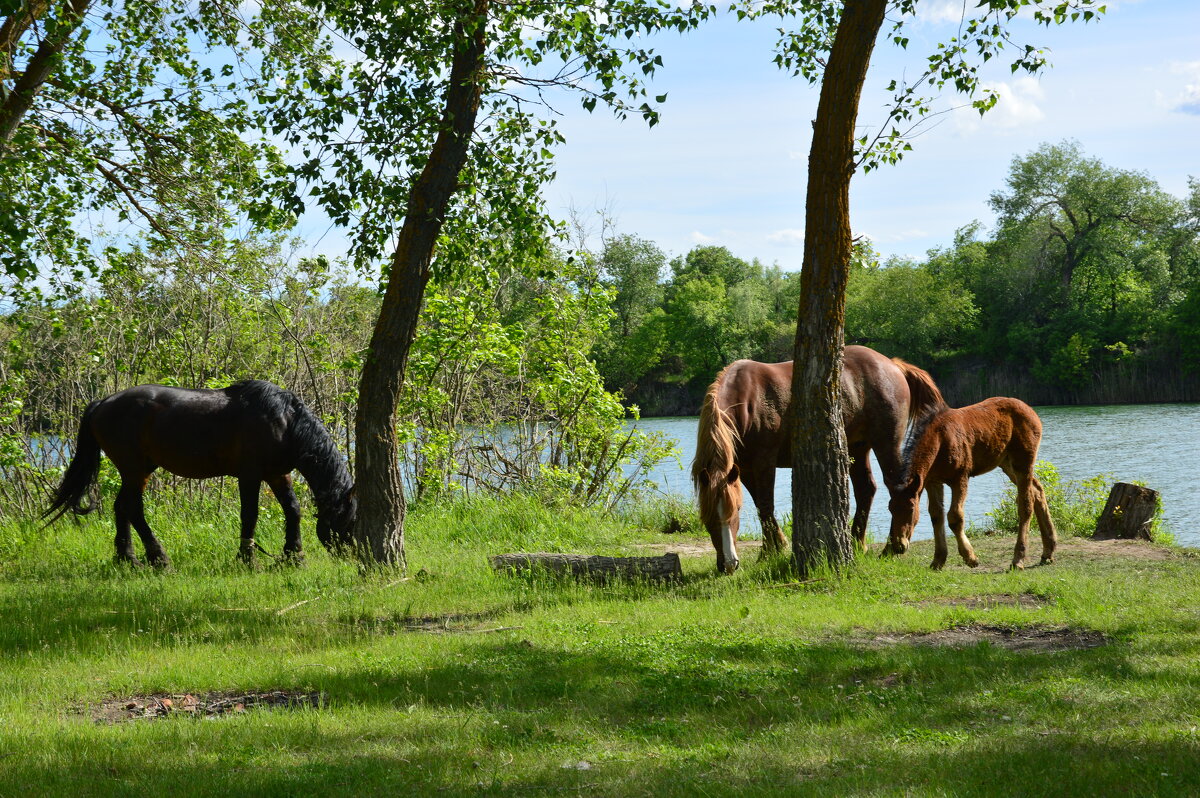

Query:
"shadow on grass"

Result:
[[7, 633, 1200, 796]]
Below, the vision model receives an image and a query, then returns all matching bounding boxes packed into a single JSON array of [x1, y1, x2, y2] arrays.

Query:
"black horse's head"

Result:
[[316, 486, 357, 553]]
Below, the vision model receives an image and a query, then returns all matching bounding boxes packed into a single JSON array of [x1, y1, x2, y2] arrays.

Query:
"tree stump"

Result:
[[1093, 482, 1159, 541], [489, 552, 682, 583]]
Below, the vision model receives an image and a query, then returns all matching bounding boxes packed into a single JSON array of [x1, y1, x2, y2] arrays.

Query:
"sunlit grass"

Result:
[[2, 489, 1199, 796]]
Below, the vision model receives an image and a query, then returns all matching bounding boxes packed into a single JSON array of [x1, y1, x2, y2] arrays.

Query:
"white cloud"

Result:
[[954, 77, 1046, 133], [766, 228, 806, 247], [913, 0, 970, 25], [1167, 60, 1200, 115], [689, 230, 719, 245]]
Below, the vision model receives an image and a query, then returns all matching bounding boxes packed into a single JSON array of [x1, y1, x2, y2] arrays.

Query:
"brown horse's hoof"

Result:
[[930, 560, 946, 571], [966, 557, 980, 568], [1009, 561, 1025, 572], [114, 554, 143, 568], [1040, 555, 1054, 565]]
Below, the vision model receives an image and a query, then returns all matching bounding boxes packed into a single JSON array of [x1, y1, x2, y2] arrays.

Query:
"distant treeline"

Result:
[[593, 141, 1200, 414]]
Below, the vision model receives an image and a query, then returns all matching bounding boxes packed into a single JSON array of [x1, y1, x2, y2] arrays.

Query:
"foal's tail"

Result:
[[892, 358, 948, 422], [43, 400, 103, 525], [691, 370, 743, 528]]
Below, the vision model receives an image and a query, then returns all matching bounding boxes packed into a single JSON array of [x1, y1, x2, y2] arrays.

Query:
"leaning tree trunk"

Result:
[[352, 3, 489, 566], [0, 0, 91, 144], [790, 0, 887, 577]]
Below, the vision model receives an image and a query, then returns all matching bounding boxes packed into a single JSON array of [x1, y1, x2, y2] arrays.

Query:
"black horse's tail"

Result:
[[43, 399, 103, 525]]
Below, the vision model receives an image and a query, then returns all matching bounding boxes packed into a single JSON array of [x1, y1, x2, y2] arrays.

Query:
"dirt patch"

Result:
[[636, 534, 1187, 565], [348, 608, 522, 634], [909, 593, 1053, 610], [88, 690, 324, 724], [1060, 537, 1181, 562], [635, 538, 761, 558], [866, 623, 1107, 653]]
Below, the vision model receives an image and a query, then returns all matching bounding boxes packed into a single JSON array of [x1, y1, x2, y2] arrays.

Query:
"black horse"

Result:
[[45, 380, 356, 566]]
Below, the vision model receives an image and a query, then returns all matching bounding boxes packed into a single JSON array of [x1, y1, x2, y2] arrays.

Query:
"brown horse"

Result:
[[44, 380, 356, 567], [886, 397, 1056, 571], [691, 345, 945, 574]]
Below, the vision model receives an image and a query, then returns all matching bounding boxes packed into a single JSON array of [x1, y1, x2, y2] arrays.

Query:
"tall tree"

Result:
[[262, 0, 704, 566], [760, 0, 1105, 575], [0, 0, 297, 282]]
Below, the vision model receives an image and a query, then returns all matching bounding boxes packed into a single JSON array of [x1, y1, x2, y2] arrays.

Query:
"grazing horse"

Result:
[[44, 380, 356, 567], [691, 345, 945, 574], [886, 397, 1056, 571]]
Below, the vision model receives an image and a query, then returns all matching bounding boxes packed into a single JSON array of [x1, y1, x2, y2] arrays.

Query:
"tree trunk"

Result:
[[790, 0, 887, 577], [352, 3, 489, 566], [0, 0, 91, 144], [490, 552, 683, 583], [1093, 482, 1159, 541]]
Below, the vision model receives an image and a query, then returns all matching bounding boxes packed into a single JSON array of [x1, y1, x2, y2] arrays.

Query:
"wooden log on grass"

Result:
[[489, 552, 682, 583], [1093, 482, 1159, 541]]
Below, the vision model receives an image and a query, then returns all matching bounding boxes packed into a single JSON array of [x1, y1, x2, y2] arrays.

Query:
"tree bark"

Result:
[[0, 0, 91, 144], [352, 2, 489, 566], [790, 0, 887, 577], [1093, 482, 1159, 541], [490, 552, 683, 583]]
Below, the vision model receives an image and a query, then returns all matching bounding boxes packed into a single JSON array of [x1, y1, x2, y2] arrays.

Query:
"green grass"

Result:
[[2, 490, 1200, 796]]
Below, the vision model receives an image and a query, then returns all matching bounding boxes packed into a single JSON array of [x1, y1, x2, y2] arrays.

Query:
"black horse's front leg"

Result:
[[266, 474, 304, 564], [237, 477, 261, 565]]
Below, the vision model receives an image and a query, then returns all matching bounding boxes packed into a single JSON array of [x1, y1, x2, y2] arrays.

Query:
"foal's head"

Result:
[[885, 486, 921, 556], [698, 465, 743, 574]]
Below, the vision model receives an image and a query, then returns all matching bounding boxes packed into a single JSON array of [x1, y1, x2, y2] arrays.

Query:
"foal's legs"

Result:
[[1001, 464, 1055, 569], [266, 474, 304, 562], [237, 477, 261, 565], [1032, 476, 1057, 564], [115, 468, 170, 567], [743, 467, 786, 556], [947, 477, 980, 569], [927, 481, 949, 570], [848, 443, 876, 551]]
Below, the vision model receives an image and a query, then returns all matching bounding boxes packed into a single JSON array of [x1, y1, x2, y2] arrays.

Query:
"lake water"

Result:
[[634, 404, 1200, 547]]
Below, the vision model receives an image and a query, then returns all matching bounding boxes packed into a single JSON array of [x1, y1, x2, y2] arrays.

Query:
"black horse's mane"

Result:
[[225, 380, 353, 508]]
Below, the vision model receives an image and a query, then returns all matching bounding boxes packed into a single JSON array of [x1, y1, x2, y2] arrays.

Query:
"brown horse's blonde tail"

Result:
[[893, 358, 948, 423], [692, 372, 743, 528]]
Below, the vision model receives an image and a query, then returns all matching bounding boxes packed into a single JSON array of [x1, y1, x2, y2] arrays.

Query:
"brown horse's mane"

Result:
[[890, 357, 948, 422], [692, 366, 743, 528]]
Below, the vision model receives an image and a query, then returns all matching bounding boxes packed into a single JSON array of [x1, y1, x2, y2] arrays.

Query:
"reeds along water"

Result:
[[933, 357, 1200, 407]]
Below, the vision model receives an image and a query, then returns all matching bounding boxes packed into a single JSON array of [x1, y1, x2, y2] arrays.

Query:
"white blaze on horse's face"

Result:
[[718, 498, 740, 573]]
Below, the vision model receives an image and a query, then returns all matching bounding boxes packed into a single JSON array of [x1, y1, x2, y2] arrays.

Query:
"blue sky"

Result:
[[539, 0, 1200, 267]]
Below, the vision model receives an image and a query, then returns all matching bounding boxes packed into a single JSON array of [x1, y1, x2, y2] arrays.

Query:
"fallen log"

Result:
[[1093, 482, 1159, 541], [489, 552, 682, 583]]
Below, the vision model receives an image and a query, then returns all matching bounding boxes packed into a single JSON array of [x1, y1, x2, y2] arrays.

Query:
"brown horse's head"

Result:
[[698, 465, 744, 574], [884, 487, 920, 556]]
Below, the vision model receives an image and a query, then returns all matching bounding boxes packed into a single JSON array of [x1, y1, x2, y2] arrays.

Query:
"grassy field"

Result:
[[2, 491, 1199, 797]]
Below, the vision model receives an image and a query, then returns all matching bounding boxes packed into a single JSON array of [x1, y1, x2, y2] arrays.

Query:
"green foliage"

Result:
[[0, 0, 293, 282], [753, 0, 1106, 173], [400, 245, 676, 510], [979, 141, 1189, 383], [845, 251, 979, 361]]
